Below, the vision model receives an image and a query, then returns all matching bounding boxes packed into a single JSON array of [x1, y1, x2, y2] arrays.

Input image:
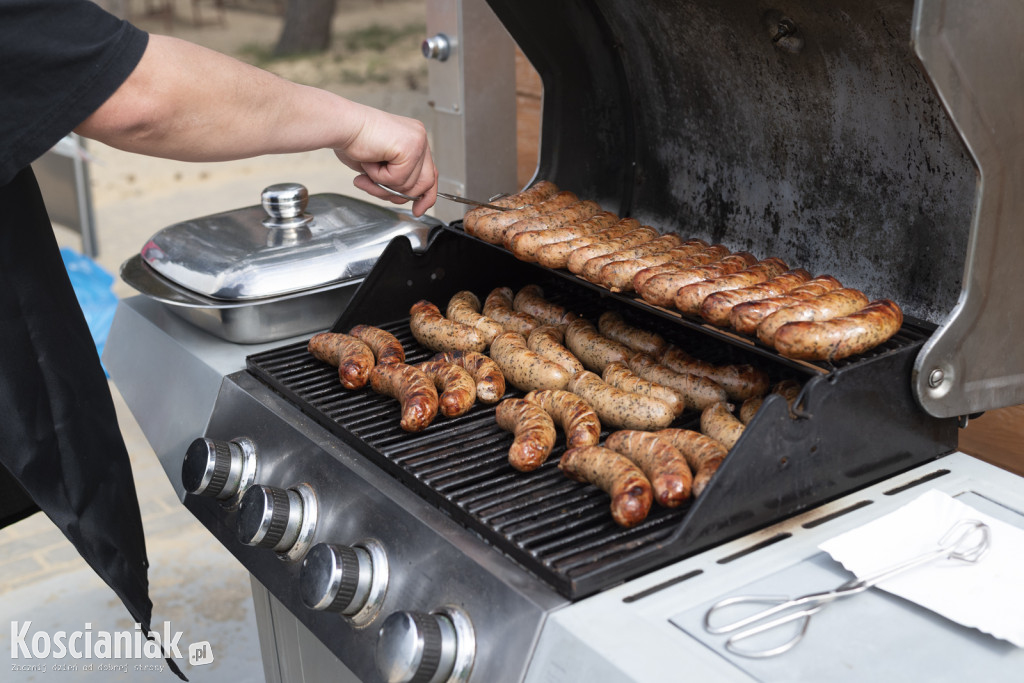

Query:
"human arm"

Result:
[[74, 34, 437, 215]]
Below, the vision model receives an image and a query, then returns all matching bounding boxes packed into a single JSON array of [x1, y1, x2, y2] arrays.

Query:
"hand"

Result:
[[334, 106, 438, 216]]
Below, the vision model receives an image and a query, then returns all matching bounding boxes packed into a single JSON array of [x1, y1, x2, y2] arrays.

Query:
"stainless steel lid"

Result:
[[141, 183, 438, 300]]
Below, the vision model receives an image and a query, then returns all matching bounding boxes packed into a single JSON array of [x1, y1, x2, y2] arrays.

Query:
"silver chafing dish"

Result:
[[120, 182, 440, 343]]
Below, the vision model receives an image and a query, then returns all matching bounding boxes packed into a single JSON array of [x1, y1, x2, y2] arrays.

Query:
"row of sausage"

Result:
[[461, 180, 903, 362]]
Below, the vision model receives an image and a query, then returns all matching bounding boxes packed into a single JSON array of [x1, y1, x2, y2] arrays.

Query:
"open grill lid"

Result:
[[484, 0, 1024, 417]]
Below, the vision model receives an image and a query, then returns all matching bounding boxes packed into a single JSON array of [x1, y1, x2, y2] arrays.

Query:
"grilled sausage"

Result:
[[699, 269, 812, 327], [579, 233, 683, 283], [604, 430, 692, 507], [631, 245, 732, 293], [446, 290, 504, 345], [473, 191, 579, 245], [368, 362, 439, 432], [501, 200, 603, 249], [773, 299, 903, 361], [639, 252, 758, 308], [738, 378, 803, 424], [627, 352, 728, 411], [558, 446, 653, 528], [349, 324, 405, 365], [527, 325, 585, 378], [409, 300, 488, 353], [756, 288, 871, 346], [700, 401, 745, 450], [673, 257, 790, 315], [495, 398, 557, 472], [489, 332, 571, 392], [509, 211, 619, 262], [598, 240, 710, 292], [483, 286, 542, 336], [308, 332, 375, 390], [659, 345, 769, 401], [416, 359, 477, 417], [513, 284, 578, 328], [524, 389, 601, 449], [463, 180, 559, 235], [597, 310, 668, 356], [535, 220, 639, 269], [564, 318, 632, 373], [566, 226, 661, 274], [602, 361, 685, 417], [729, 275, 843, 335], [430, 350, 506, 403], [653, 429, 729, 498], [567, 371, 675, 430]]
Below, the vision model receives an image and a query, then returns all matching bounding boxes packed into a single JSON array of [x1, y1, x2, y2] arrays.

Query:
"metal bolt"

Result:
[[928, 368, 945, 388]]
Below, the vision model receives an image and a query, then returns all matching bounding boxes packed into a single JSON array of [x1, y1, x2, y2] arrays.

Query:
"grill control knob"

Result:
[[300, 541, 389, 622], [181, 437, 257, 503], [376, 608, 474, 683], [237, 483, 318, 561]]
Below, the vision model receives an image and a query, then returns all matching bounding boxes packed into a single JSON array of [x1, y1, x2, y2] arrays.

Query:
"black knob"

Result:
[[237, 485, 303, 552], [182, 438, 234, 498], [376, 611, 457, 683], [300, 544, 373, 614]]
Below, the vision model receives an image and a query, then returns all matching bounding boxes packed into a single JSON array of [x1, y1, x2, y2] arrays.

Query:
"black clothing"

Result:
[[1, 1, 184, 679]]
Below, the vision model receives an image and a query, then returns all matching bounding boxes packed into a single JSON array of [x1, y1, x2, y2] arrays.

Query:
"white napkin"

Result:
[[819, 488, 1024, 648]]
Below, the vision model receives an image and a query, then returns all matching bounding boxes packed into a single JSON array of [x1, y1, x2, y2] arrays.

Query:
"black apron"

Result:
[[0, 167, 185, 680]]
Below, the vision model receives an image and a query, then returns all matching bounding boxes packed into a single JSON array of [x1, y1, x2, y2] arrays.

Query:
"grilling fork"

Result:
[[702, 518, 991, 659], [374, 181, 516, 211]]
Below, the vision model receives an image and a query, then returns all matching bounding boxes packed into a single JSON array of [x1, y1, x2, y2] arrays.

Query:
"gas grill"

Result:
[[104, 0, 1024, 681]]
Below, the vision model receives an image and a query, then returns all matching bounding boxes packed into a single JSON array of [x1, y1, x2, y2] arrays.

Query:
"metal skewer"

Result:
[[702, 518, 991, 659], [374, 182, 517, 211]]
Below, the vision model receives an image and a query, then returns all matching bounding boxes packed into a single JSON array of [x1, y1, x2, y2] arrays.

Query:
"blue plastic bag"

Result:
[[60, 247, 118, 375]]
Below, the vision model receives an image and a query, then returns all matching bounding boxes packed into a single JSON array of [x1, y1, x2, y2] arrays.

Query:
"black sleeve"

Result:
[[0, 0, 149, 185]]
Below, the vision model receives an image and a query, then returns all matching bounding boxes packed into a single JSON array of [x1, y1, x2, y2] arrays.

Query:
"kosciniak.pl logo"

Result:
[[10, 621, 214, 670]]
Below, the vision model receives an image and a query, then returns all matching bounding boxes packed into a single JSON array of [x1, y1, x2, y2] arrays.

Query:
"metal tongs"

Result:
[[703, 519, 992, 659], [374, 182, 518, 212]]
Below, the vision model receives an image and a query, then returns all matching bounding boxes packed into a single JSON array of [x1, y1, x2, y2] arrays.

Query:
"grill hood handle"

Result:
[[911, 0, 1024, 418]]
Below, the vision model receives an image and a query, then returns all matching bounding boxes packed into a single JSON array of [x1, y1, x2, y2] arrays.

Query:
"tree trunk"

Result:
[[274, 0, 338, 56]]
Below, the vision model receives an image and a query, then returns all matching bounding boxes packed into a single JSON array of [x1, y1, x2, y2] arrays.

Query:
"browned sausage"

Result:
[[349, 324, 406, 365], [564, 318, 632, 373], [659, 345, 769, 401], [308, 332, 375, 390], [509, 211, 619, 262], [527, 325, 585, 378], [673, 257, 790, 315], [446, 290, 504, 345], [773, 299, 903, 361], [738, 379, 802, 424], [489, 332, 571, 392], [463, 180, 559, 236], [558, 446, 653, 528], [700, 269, 812, 327], [598, 240, 710, 291], [416, 359, 477, 417], [501, 200, 603, 249], [368, 363, 439, 432], [757, 288, 871, 346], [535, 219, 640, 269], [483, 287, 542, 336], [729, 275, 844, 335], [580, 233, 683, 283], [566, 226, 661, 274], [638, 252, 758, 308], [524, 389, 601, 449], [602, 361, 685, 417], [700, 401, 745, 450], [596, 310, 668, 356], [513, 284, 578, 328], [409, 300, 488, 353], [653, 429, 728, 498], [430, 350, 506, 403], [604, 430, 692, 507], [495, 398, 557, 472], [472, 190, 579, 244], [631, 245, 732, 293], [567, 371, 675, 430], [627, 352, 728, 411]]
